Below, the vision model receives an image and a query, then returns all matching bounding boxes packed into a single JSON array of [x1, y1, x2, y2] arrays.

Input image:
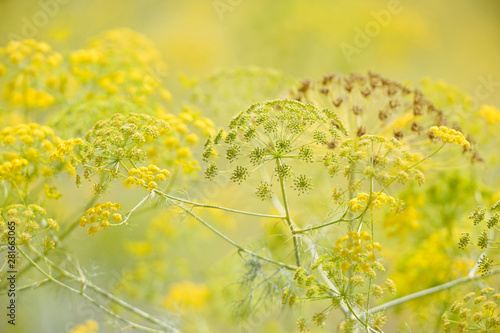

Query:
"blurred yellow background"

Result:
[[1, 0, 498, 106]]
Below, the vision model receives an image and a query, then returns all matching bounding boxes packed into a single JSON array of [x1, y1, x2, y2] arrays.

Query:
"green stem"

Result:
[[293, 143, 447, 234], [0, 278, 50, 295], [58, 193, 100, 241], [179, 204, 298, 271], [345, 298, 379, 333], [369, 267, 500, 313], [27, 245, 177, 331], [18, 246, 176, 333], [156, 190, 285, 219], [277, 159, 301, 267], [11, 192, 100, 283]]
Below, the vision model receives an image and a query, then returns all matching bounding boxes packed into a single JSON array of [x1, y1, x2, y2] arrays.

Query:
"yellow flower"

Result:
[[185, 133, 199, 145], [164, 136, 179, 149], [80, 202, 123, 235], [348, 192, 403, 213], [125, 165, 169, 191], [44, 184, 61, 199], [125, 241, 152, 257], [69, 320, 99, 333], [176, 147, 192, 159], [478, 105, 500, 124], [341, 261, 351, 272], [87, 226, 99, 236], [163, 281, 210, 312], [429, 126, 470, 149]]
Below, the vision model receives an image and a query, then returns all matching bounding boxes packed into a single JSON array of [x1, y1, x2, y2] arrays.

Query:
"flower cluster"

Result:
[[0, 123, 72, 200], [53, 113, 171, 194], [159, 105, 214, 173], [203, 99, 349, 197], [333, 231, 385, 278], [0, 204, 58, 250], [0, 39, 64, 111], [69, 320, 100, 333], [50, 103, 212, 175], [288, 72, 465, 149], [442, 288, 500, 332], [125, 165, 170, 191], [430, 126, 471, 150], [287, 231, 393, 332], [69, 28, 171, 106], [458, 201, 500, 274], [50, 138, 83, 166], [329, 133, 425, 207], [348, 192, 404, 214], [79, 202, 123, 236]]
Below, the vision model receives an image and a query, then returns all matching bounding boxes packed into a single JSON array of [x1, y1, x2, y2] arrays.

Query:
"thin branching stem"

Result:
[[156, 190, 285, 219], [11, 192, 101, 284], [176, 203, 298, 271], [369, 267, 500, 313], [18, 246, 177, 333], [26, 246, 178, 332], [276, 159, 301, 267]]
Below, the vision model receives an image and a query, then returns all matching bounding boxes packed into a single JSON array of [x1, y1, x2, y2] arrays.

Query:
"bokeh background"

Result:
[[1, 0, 499, 103], [0, 0, 499, 332]]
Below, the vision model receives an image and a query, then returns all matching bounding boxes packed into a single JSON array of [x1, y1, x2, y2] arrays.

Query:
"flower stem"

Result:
[[19, 246, 177, 333], [369, 267, 500, 313], [178, 204, 298, 271], [277, 159, 301, 267], [156, 190, 285, 219]]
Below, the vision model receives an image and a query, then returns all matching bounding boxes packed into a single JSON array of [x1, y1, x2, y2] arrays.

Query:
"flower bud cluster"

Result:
[[459, 203, 500, 272], [288, 72, 466, 150], [1, 123, 72, 195], [289, 232, 393, 333], [0, 204, 58, 250], [478, 105, 500, 124], [430, 126, 470, 150], [0, 39, 63, 110], [348, 192, 404, 214], [333, 231, 384, 278], [442, 288, 500, 332], [125, 165, 170, 191], [69, 28, 171, 106], [203, 99, 349, 198], [79, 202, 123, 236]]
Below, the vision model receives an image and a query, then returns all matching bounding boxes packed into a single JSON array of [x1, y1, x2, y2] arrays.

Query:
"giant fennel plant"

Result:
[[0, 29, 499, 333]]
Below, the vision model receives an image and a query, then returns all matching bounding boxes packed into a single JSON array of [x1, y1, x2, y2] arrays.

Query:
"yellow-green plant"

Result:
[[1, 30, 500, 333]]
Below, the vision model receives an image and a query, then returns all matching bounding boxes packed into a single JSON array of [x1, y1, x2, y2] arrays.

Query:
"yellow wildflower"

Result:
[[163, 281, 210, 312], [69, 320, 99, 333], [429, 126, 470, 149], [80, 202, 123, 235], [478, 105, 500, 124], [348, 192, 403, 213]]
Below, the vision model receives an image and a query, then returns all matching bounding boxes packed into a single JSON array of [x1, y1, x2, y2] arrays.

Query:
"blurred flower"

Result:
[[479, 105, 500, 124], [163, 280, 210, 312], [69, 320, 99, 333]]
